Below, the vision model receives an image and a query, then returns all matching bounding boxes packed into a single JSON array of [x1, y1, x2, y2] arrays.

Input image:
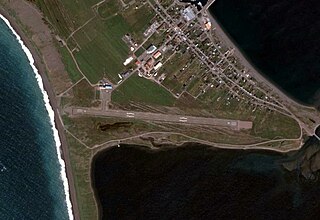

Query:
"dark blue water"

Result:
[[210, 0, 320, 105], [93, 143, 320, 220], [0, 19, 68, 219]]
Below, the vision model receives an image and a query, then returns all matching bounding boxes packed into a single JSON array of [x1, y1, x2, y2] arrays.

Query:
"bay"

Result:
[[92, 143, 320, 219]]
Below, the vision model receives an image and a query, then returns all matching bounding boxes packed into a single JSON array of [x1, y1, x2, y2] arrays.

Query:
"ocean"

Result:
[[0, 16, 71, 219], [93, 143, 320, 219], [209, 0, 320, 105]]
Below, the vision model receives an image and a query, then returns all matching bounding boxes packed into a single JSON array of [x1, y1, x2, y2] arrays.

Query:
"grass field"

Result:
[[122, 4, 156, 43], [35, 0, 73, 38], [66, 134, 97, 220], [58, 47, 83, 82], [73, 15, 130, 83], [97, 0, 121, 19], [252, 111, 301, 139], [112, 74, 176, 107], [36, 0, 156, 84]]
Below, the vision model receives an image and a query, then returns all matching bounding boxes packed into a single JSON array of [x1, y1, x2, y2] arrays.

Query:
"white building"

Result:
[[182, 7, 196, 22], [123, 56, 134, 66], [153, 62, 163, 70]]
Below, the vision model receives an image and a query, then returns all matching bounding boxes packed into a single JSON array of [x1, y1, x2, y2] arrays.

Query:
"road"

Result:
[[71, 107, 253, 130], [148, 0, 320, 136]]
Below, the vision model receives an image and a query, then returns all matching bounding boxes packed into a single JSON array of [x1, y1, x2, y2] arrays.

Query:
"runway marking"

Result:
[[126, 112, 135, 118], [179, 117, 188, 122]]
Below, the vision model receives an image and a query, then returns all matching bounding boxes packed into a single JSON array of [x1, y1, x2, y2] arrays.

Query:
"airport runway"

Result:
[[72, 108, 253, 130]]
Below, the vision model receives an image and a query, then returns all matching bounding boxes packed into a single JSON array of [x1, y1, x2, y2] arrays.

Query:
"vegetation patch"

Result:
[[112, 74, 176, 107], [66, 134, 97, 220], [59, 47, 82, 82], [63, 79, 100, 107], [73, 15, 130, 83], [252, 111, 301, 139], [97, 0, 121, 19]]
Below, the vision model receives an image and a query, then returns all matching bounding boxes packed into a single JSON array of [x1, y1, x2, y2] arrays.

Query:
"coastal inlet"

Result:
[[92, 137, 320, 219]]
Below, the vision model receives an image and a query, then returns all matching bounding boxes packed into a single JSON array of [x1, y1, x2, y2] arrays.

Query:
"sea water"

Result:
[[0, 16, 71, 219], [210, 0, 320, 105], [93, 144, 320, 219]]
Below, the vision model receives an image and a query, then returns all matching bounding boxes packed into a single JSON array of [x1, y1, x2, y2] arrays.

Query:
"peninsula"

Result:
[[1, 0, 319, 219]]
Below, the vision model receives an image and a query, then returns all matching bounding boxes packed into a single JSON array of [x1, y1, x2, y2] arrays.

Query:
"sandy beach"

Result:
[[0, 2, 80, 220]]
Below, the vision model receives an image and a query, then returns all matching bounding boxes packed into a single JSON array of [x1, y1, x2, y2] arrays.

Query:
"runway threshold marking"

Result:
[[126, 112, 135, 118], [179, 117, 188, 122]]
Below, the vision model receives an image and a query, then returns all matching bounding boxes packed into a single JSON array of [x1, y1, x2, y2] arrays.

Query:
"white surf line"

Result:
[[0, 14, 74, 220]]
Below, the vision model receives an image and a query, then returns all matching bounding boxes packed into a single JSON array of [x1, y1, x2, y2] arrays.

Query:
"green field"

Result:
[[112, 74, 176, 107], [97, 0, 121, 19], [58, 47, 83, 82], [73, 15, 130, 83], [36, 0, 156, 84], [66, 134, 97, 220], [252, 111, 301, 139]]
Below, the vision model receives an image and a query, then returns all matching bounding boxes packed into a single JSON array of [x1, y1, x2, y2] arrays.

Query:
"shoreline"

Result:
[[204, 3, 316, 109], [90, 137, 319, 219], [0, 1, 315, 219], [0, 9, 80, 220]]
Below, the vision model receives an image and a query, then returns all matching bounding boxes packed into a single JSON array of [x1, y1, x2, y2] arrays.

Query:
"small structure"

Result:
[[182, 7, 196, 22], [123, 56, 133, 66], [146, 45, 157, 54], [205, 21, 212, 30], [135, 60, 141, 66], [153, 62, 163, 71], [120, 71, 131, 79], [153, 51, 162, 59], [143, 21, 159, 37], [99, 84, 113, 90], [144, 58, 154, 70]]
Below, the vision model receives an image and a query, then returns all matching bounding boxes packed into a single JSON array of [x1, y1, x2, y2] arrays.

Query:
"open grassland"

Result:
[[73, 15, 130, 83], [58, 47, 83, 82], [97, 0, 121, 19], [61, 79, 100, 108], [112, 74, 176, 107], [66, 134, 97, 220], [63, 116, 167, 147], [35, 0, 155, 84], [251, 110, 301, 139], [35, 0, 74, 38], [123, 4, 156, 43], [198, 89, 301, 139]]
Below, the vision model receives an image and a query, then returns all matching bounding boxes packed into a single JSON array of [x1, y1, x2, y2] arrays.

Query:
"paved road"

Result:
[[71, 107, 253, 130]]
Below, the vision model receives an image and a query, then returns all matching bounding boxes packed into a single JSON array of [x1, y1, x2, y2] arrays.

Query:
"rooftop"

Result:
[[182, 7, 196, 22]]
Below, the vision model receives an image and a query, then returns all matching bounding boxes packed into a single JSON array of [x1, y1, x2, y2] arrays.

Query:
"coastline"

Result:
[[0, 9, 80, 220], [0, 0, 316, 219], [204, 3, 316, 109], [90, 138, 320, 219], [89, 134, 306, 218]]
